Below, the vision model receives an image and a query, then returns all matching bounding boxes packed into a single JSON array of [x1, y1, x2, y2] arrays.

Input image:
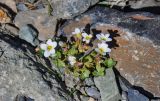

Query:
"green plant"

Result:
[[37, 28, 116, 80]]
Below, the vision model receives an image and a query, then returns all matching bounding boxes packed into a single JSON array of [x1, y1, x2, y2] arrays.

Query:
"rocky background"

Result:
[[0, 0, 160, 101]]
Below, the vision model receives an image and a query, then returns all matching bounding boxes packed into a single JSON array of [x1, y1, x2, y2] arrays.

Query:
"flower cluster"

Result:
[[37, 27, 116, 79]]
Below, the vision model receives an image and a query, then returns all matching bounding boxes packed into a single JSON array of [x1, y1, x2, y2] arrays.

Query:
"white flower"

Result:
[[96, 33, 112, 42], [82, 33, 92, 43], [40, 39, 57, 57], [68, 56, 76, 66], [95, 43, 111, 55], [59, 41, 64, 47], [72, 28, 82, 35]]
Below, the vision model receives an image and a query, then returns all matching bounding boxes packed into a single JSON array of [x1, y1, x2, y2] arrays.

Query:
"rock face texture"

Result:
[[59, 6, 160, 97], [50, 0, 99, 18], [14, 8, 57, 41], [0, 29, 71, 101], [100, 0, 160, 9]]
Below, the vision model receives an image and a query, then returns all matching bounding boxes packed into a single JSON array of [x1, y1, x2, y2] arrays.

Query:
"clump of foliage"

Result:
[[37, 28, 116, 79]]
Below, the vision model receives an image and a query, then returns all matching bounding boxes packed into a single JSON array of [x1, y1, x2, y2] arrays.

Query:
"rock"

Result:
[[64, 73, 80, 88], [99, 0, 160, 9], [59, 6, 160, 97], [19, 25, 39, 46], [27, 0, 37, 4], [84, 78, 95, 86], [0, 8, 12, 24], [129, 0, 160, 9], [85, 86, 101, 100], [94, 68, 121, 101], [0, 30, 71, 101], [127, 88, 149, 101], [0, 0, 17, 13], [5, 24, 19, 35], [14, 8, 57, 41], [16, 3, 29, 11], [50, 0, 99, 19]]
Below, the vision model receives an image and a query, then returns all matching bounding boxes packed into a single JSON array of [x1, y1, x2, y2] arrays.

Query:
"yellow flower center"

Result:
[[101, 37, 106, 41], [76, 33, 82, 38], [85, 36, 91, 40], [99, 48, 104, 53], [47, 45, 53, 51]]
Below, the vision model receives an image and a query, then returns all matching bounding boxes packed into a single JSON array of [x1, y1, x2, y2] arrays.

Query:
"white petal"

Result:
[[105, 34, 110, 38], [89, 34, 92, 38], [49, 49, 55, 54], [96, 34, 101, 40], [51, 42, 57, 48], [82, 33, 87, 37], [44, 51, 51, 57], [95, 48, 99, 52], [86, 40, 90, 43], [107, 38, 112, 41], [47, 39, 52, 45], [75, 28, 81, 33], [72, 32, 76, 35], [105, 48, 111, 53], [83, 38, 86, 42], [102, 52, 106, 55], [40, 44, 47, 50]]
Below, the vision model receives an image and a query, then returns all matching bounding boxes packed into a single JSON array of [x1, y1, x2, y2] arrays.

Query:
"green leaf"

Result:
[[80, 68, 90, 79], [37, 49, 44, 57], [104, 58, 116, 68], [53, 59, 65, 68], [73, 70, 80, 77], [68, 47, 78, 55], [55, 51, 62, 58], [84, 56, 93, 62]]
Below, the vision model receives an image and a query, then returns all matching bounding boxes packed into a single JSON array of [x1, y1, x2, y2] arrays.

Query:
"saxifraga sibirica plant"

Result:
[[36, 27, 116, 80]]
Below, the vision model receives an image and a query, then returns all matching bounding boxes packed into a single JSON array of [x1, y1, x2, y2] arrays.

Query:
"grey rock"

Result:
[[64, 73, 80, 88], [50, 0, 99, 19], [17, 3, 29, 11], [14, 8, 57, 41], [94, 68, 121, 101], [99, 0, 160, 9], [85, 86, 101, 99], [80, 95, 90, 101], [0, 0, 17, 13], [19, 25, 39, 46], [84, 78, 95, 86], [0, 30, 71, 101], [127, 88, 149, 101]]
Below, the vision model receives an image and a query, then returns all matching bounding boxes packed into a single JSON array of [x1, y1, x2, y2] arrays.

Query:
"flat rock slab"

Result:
[[59, 6, 160, 97]]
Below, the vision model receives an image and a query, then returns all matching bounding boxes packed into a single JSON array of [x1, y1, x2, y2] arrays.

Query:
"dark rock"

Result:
[[85, 86, 101, 99], [59, 6, 160, 97], [19, 25, 39, 46]]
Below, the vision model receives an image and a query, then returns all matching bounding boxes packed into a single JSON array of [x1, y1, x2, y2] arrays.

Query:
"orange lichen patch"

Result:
[[0, 8, 11, 24], [130, 15, 154, 20], [63, 16, 92, 34]]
